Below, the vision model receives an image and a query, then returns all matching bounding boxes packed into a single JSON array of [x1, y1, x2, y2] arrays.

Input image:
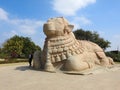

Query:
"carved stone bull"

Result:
[[41, 17, 114, 72]]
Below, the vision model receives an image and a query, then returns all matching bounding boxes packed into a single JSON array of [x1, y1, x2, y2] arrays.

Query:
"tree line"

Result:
[[0, 35, 41, 59], [0, 29, 112, 59], [73, 29, 110, 50]]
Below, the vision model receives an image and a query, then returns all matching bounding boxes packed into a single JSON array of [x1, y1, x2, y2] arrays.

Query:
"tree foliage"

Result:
[[106, 51, 120, 62], [73, 29, 111, 50], [2, 35, 41, 58]]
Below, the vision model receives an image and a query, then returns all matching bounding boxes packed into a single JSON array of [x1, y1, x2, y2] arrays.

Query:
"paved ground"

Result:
[[0, 63, 120, 90]]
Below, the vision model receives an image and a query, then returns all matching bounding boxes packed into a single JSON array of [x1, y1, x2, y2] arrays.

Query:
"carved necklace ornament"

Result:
[[44, 34, 84, 63]]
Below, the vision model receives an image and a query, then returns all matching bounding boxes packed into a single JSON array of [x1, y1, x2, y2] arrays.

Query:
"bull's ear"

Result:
[[64, 24, 74, 34], [68, 24, 74, 31]]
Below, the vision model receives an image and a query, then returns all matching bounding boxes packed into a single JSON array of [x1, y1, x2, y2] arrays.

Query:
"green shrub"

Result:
[[0, 52, 9, 59], [0, 58, 28, 64], [106, 51, 120, 62]]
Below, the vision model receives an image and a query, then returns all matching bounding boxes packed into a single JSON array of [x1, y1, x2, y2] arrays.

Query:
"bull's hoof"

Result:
[[45, 62, 56, 73]]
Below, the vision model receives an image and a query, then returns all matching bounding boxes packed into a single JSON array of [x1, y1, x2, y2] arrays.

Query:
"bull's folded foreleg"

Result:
[[44, 49, 55, 72], [64, 55, 94, 71]]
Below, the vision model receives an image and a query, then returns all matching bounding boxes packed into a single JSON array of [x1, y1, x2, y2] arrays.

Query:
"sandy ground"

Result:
[[0, 63, 120, 90]]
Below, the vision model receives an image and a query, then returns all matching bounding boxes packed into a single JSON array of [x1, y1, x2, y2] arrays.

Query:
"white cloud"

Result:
[[72, 16, 92, 25], [113, 35, 120, 50], [3, 30, 18, 38], [10, 19, 44, 35], [114, 35, 120, 39], [0, 8, 8, 21], [52, 0, 96, 16], [70, 16, 92, 30], [106, 35, 120, 51], [0, 8, 44, 35], [19, 25, 36, 35]]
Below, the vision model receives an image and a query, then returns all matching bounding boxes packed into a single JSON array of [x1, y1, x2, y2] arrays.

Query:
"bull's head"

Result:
[[43, 17, 74, 38]]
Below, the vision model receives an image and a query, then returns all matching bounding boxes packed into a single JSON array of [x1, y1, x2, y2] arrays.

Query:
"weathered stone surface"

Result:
[[41, 17, 114, 72], [33, 50, 41, 69]]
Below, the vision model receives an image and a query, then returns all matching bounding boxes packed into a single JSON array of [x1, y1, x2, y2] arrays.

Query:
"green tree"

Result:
[[73, 29, 110, 50], [2, 35, 41, 58], [106, 51, 120, 62]]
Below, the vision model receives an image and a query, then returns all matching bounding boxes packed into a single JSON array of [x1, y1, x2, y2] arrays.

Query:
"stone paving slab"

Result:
[[0, 63, 120, 90]]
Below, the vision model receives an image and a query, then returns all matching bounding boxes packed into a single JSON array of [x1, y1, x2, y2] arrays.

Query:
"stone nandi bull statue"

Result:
[[40, 17, 114, 72]]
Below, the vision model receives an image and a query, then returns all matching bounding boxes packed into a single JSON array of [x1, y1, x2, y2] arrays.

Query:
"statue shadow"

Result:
[[15, 65, 43, 72], [15, 66, 34, 71]]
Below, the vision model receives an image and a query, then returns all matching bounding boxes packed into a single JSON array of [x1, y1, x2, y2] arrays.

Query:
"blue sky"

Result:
[[0, 0, 120, 51]]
